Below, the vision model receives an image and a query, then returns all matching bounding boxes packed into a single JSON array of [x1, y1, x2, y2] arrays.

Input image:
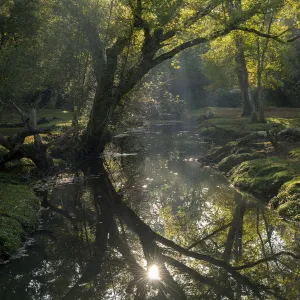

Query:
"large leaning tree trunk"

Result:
[[71, 0, 292, 155]]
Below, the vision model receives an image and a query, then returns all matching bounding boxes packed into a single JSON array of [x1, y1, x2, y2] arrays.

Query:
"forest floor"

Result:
[[195, 107, 300, 221], [0, 109, 73, 260]]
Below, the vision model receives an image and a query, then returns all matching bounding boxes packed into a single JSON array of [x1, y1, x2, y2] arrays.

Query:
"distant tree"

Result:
[[200, 0, 300, 121]]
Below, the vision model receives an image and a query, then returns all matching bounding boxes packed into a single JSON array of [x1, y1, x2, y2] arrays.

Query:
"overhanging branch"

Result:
[[233, 26, 300, 43], [233, 251, 300, 270]]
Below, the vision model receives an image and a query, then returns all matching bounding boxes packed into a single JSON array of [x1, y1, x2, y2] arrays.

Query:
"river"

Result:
[[0, 124, 299, 299]]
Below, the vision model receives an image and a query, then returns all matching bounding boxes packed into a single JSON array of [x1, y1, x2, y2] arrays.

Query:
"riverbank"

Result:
[[0, 109, 73, 259], [0, 149, 69, 260], [196, 107, 300, 221], [0, 154, 40, 260]]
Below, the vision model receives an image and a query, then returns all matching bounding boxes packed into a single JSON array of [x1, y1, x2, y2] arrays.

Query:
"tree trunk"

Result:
[[49, 92, 59, 109], [235, 38, 252, 117], [257, 83, 266, 123], [223, 194, 246, 263], [84, 87, 113, 153]]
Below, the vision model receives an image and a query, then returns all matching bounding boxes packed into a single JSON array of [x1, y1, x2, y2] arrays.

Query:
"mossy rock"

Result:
[[199, 126, 244, 140], [289, 148, 300, 159], [270, 178, 300, 221], [0, 217, 25, 254], [271, 178, 300, 207], [0, 182, 40, 256], [278, 201, 300, 221], [204, 142, 237, 164], [233, 147, 254, 155], [230, 157, 299, 196], [218, 152, 265, 173], [53, 158, 67, 169], [198, 117, 276, 141], [0, 146, 8, 156]]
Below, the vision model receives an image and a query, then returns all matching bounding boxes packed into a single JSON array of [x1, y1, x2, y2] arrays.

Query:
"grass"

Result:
[[190, 107, 300, 119], [0, 109, 73, 136], [198, 119, 276, 139], [191, 107, 300, 140]]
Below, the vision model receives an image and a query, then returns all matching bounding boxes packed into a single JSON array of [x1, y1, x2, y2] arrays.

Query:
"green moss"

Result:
[[0, 172, 29, 185], [270, 178, 300, 221], [53, 158, 67, 169], [0, 217, 25, 254], [234, 147, 254, 155], [218, 152, 265, 173], [189, 107, 241, 119], [198, 117, 277, 140], [0, 182, 39, 256], [267, 117, 300, 128], [199, 126, 244, 139], [230, 157, 299, 196], [0, 146, 8, 156], [289, 148, 300, 159], [278, 201, 300, 221]]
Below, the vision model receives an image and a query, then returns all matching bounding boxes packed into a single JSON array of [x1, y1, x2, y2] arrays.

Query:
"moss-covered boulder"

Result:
[[198, 117, 276, 141], [199, 126, 244, 140], [278, 201, 300, 221], [218, 152, 265, 173], [230, 157, 298, 197], [0, 181, 40, 257], [271, 178, 300, 221]]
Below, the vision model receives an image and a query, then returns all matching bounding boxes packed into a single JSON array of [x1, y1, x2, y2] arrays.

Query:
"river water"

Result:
[[0, 125, 299, 299]]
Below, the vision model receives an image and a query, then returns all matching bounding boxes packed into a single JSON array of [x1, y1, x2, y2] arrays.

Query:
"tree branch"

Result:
[[45, 122, 75, 148], [110, 188, 263, 298], [163, 254, 234, 299], [187, 222, 232, 250], [233, 251, 300, 270], [233, 27, 300, 43], [153, 28, 231, 66], [184, 0, 222, 27]]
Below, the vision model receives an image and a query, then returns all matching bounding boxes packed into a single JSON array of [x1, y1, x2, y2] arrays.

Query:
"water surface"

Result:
[[0, 127, 299, 299]]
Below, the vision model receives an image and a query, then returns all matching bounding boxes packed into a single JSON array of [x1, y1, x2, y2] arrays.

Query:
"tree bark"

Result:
[[235, 38, 252, 117]]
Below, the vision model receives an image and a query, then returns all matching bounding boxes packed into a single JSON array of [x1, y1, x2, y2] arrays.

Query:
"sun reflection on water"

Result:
[[147, 265, 160, 280]]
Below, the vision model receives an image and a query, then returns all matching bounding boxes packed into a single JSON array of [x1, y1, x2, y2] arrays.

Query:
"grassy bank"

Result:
[[0, 155, 40, 259], [196, 107, 300, 221], [0, 109, 73, 136], [0, 109, 73, 259]]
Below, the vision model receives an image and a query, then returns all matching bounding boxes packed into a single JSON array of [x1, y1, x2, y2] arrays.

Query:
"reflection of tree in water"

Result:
[[50, 158, 298, 300], [1, 152, 299, 299], [84, 134, 300, 299]]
